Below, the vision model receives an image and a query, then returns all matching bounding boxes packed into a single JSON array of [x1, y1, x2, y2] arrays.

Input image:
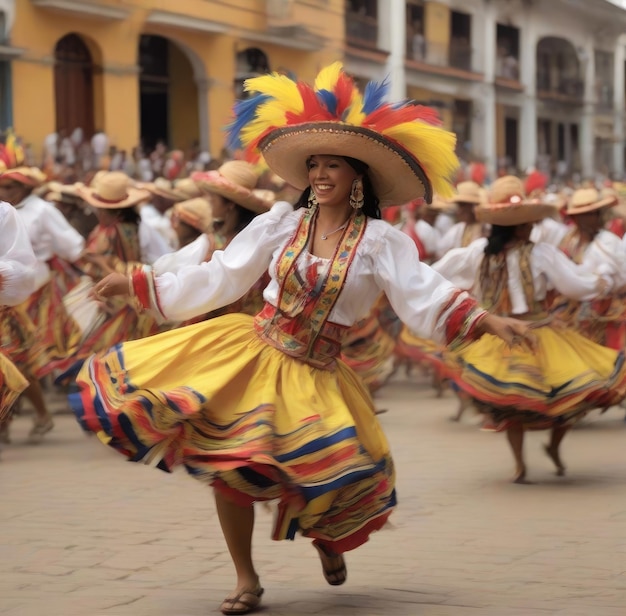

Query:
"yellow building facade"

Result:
[[9, 0, 345, 158]]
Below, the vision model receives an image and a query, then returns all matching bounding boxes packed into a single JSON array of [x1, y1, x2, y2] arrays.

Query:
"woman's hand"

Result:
[[478, 313, 537, 351], [91, 273, 131, 300]]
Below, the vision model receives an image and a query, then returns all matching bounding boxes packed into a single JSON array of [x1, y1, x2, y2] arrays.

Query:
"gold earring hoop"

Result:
[[350, 179, 364, 210]]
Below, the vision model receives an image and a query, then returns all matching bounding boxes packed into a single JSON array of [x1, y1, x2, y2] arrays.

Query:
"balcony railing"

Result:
[[345, 12, 378, 49], [496, 57, 520, 81], [407, 39, 477, 74], [596, 83, 614, 112], [537, 70, 584, 101]]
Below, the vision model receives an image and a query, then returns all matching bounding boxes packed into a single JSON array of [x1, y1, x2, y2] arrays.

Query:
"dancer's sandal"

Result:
[[220, 585, 264, 615], [313, 540, 347, 586]]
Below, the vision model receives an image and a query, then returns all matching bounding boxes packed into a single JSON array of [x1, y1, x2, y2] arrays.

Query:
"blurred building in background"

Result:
[[1, 0, 625, 179]]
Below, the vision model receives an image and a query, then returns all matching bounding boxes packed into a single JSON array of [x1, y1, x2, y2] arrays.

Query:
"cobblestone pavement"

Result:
[[1, 376, 625, 616]]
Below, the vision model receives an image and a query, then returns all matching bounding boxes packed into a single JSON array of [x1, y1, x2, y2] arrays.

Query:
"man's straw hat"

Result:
[[78, 172, 150, 209], [447, 181, 484, 205], [0, 166, 47, 187], [173, 197, 214, 233]]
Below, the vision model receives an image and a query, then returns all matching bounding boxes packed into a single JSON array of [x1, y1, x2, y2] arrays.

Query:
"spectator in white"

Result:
[[91, 129, 109, 169]]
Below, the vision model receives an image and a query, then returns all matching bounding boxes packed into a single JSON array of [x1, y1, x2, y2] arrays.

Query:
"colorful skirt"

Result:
[[0, 305, 46, 377], [341, 312, 396, 393], [0, 352, 29, 422], [71, 313, 396, 553], [446, 326, 626, 429]]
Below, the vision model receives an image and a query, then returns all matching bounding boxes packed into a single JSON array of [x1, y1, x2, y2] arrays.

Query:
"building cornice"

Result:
[[0, 44, 24, 60], [30, 0, 130, 20], [239, 26, 326, 51], [145, 10, 229, 35]]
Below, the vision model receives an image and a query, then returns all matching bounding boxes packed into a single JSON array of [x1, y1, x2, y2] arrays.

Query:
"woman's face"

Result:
[[0, 181, 30, 206], [307, 155, 359, 208]]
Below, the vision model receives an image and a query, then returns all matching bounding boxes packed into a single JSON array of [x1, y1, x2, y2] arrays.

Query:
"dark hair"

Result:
[[112, 206, 140, 226], [295, 156, 381, 219], [234, 204, 256, 233], [484, 224, 517, 255]]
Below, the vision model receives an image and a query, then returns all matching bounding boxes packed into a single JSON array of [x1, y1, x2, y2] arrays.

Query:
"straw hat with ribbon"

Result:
[[475, 175, 557, 226], [139, 177, 186, 202], [174, 177, 203, 200], [173, 197, 214, 233], [447, 181, 484, 205], [44, 181, 85, 204], [78, 171, 150, 209], [0, 166, 47, 187], [191, 161, 270, 213], [565, 187, 618, 216], [226, 62, 459, 206]]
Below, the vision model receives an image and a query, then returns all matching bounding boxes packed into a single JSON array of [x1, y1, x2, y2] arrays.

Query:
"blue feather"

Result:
[[362, 76, 389, 115], [316, 89, 338, 116], [226, 93, 271, 149]]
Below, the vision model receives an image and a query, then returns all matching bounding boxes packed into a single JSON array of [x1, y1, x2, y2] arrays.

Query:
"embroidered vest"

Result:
[[254, 207, 367, 369]]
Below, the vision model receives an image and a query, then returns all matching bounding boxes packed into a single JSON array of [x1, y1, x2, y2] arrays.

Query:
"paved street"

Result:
[[1, 375, 626, 616]]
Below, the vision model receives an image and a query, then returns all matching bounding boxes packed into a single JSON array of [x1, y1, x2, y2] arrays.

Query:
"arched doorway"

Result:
[[138, 35, 200, 153], [54, 33, 95, 137], [536, 37, 582, 97]]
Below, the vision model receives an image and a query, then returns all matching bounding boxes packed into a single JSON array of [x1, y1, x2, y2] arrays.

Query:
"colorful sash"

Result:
[[254, 207, 367, 369]]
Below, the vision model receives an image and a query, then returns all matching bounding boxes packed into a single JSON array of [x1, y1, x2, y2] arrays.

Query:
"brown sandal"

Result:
[[313, 540, 347, 586], [220, 585, 264, 615]]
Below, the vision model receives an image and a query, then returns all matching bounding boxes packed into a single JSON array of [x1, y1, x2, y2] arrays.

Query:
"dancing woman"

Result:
[[71, 64, 532, 614], [434, 176, 626, 482]]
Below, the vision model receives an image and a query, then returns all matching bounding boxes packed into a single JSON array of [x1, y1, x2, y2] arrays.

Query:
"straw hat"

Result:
[[565, 187, 618, 215], [251, 188, 276, 208], [191, 161, 269, 213], [475, 175, 557, 226], [0, 166, 47, 187], [174, 177, 202, 200], [44, 181, 85, 204], [173, 197, 214, 233], [425, 193, 456, 212], [139, 177, 185, 202], [448, 181, 484, 205], [78, 172, 150, 209], [228, 62, 459, 207]]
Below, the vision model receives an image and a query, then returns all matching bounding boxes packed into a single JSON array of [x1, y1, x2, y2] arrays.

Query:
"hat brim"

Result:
[[195, 179, 270, 214], [258, 122, 432, 207], [78, 186, 150, 209], [447, 195, 483, 205], [0, 171, 43, 187], [475, 202, 558, 225], [565, 197, 617, 215]]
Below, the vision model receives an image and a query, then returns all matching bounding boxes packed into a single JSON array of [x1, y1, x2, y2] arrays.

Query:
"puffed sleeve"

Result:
[[138, 220, 174, 264], [152, 234, 210, 275], [369, 225, 486, 345], [132, 205, 296, 321], [431, 237, 487, 290], [0, 204, 37, 306], [42, 201, 85, 262], [532, 243, 608, 300]]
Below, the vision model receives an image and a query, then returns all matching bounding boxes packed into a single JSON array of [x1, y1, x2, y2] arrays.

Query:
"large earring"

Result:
[[308, 189, 318, 208], [350, 178, 364, 210]]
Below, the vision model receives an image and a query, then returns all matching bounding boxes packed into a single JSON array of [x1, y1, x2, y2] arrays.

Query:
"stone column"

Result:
[[480, 0, 497, 178], [519, 4, 538, 172], [613, 36, 625, 178], [580, 39, 595, 178], [384, 0, 407, 100], [196, 78, 210, 153]]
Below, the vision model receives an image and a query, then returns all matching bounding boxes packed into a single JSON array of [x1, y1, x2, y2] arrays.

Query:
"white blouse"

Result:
[[432, 238, 607, 315], [414, 219, 440, 257], [147, 206, 482, 342], [529, 217, 569, 246], [153, 234, 211, 276], [577, 230, 626, 288], [15, 194, 85, 290], [0, 202, 37, 306]]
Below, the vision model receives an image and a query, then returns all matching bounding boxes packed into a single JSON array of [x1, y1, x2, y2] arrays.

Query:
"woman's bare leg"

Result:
[[544, 426, 568, 476], [506, 423, 528, 483], [214, 490, 261, 610]]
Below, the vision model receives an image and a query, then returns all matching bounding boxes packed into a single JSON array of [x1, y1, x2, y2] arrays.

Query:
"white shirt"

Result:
[[140, 204, 178, 250], [434, 212, 455, 237], [415, 219, 441, 258], [146, 207, 482, 342], [529, 217, 569, 246], [432, 238, 607, 315], [153, 234, 211, 275], [576, 229, 626, 288], [0, 202, 37, 306], [138, 220, 174, 265], [15, 194, 85, 290]]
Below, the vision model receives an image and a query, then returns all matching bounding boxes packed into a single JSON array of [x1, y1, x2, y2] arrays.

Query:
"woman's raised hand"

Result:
[[91, 273, 131, 301], [478, 313, 538, 351]]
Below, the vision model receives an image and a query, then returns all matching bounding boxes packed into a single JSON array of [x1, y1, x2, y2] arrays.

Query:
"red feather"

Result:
[[334, 72, 356, 117], [363, 104, 442, 132], [286, 82, 333, 124], [524, 170, 547, 196], [470, 162, 486, 187]]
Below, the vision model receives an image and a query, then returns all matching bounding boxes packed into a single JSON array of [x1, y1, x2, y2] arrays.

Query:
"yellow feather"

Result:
[[314, 61, 343, 92], [383, 123, 459, 198], [244, 73, 304, 114], [343, 90, 365, 125]]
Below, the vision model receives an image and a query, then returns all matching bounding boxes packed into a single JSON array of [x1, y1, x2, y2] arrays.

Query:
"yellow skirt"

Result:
[[0, 352, 28, 422], [71, 313, 396, 553], [447, 326, 626, 428]]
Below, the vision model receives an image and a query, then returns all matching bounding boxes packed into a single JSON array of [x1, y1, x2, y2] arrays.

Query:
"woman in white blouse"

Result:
[[71, 65, 532, 615], [0, 202, 36, 426], [433, 176, 625, 484]]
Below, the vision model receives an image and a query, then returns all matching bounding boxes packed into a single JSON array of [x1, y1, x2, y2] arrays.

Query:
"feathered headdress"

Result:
[[0, 129, 25, 172], [227, 62, 459, 206]]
